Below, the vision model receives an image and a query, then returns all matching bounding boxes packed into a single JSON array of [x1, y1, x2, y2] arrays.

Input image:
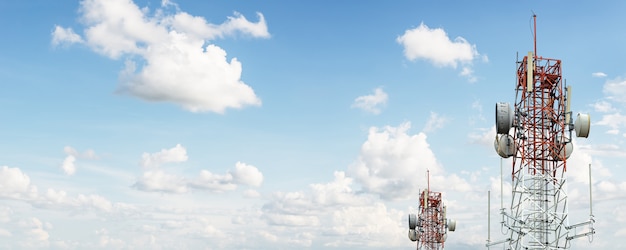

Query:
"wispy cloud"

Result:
[[423, 111, 449, 133], [351, 87, 388, 115], [592, 72, 607, 78]]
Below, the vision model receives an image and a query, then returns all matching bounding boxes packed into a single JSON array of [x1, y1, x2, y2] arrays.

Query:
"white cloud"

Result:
[[231, 162, 263, 187], [310, 171, 363, 206], [592, 72, 607, 78], [461, 66, 477, 83], [592, 100, 615, 113], [140, 144, 188, 168], [61, 155, 76, 176], [60, 146, 100, 176], [96, 228, 127, 248], [0, 166, 37, 199], [260, 171, 408, 248], [134, 170, 188, 193], [603, 77, 626, 103], [243, 189, 260, 198], [348, 122, 443, 200], [423, 111, 449, 133], [134, 150, 263, 193], [262, 213, 320, 227], [0, 166, 136, 217], [169, 12, 270, 41], [596, 112, 626, 131], [77, 194, 114, 213], [577, 142, 626, 158], [351, 87, 388, 115], [607, 129, 620, 135], [51, 26, 83, 46], [64, 146, 98, 160], [397, 22, 483, 81], [397, 23, 478, 67], [190, 170, 237, 192], [0, 207, 11, 223], [18, 218, 50, 247], [468, 126, 496, 148], [54, 0, 269, 113], [326, 203, 405, 248]]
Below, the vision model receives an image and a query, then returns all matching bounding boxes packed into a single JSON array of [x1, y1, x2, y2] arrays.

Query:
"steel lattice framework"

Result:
[[417, 189, 446, 250], [507, 54, 569, 250], [487, 15, 595, 250], [408, 172, 455, 249]]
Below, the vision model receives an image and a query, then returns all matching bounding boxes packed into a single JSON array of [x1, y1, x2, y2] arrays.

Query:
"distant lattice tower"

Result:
[[408, 171, 456, 250], [487, 15, 595, 250]]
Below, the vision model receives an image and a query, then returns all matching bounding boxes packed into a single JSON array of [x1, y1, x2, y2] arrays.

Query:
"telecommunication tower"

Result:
[[487, 15, 595, 249], [408, 170, 456, 250]]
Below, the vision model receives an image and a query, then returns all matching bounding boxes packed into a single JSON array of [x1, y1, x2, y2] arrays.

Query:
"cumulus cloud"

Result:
[[348, 122, 442, 200], [231, 162, 264, 187], [61, 155, 76, 176], [53, 0, 269, 113], [397, 22, 483, 81], [140, 144, 188, 168], [0, 166, 37, 199], [189, 162, 264, 192], [592, 72, 607, 78], [351, 87, 388, 115], [260, 171, 406, 248]]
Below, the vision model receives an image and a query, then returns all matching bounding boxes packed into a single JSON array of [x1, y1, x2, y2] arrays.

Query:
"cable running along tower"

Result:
[[487, 15, 595, 249], [407, 170, 456, 250]]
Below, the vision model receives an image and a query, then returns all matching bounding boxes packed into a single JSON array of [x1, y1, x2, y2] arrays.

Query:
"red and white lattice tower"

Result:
[[408, 171, 456, 250], [488, 15, 595, 250]]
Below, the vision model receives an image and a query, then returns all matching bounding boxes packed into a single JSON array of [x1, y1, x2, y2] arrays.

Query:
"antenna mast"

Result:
[[533, 14, 537, 59], [488, 14, 595, 249], [408, 170, 456, 249]]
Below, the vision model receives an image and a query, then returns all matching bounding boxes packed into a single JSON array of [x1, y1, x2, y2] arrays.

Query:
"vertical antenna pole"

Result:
[[533, 14, 537, 58], [589, 164, 593, 216], [426, 170, 429, 209], [500, 158, 503, 210], [488, 190, 491, 246]]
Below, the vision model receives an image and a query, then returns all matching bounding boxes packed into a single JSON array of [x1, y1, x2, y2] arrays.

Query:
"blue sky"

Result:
[[1, 0, 625, 249]]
